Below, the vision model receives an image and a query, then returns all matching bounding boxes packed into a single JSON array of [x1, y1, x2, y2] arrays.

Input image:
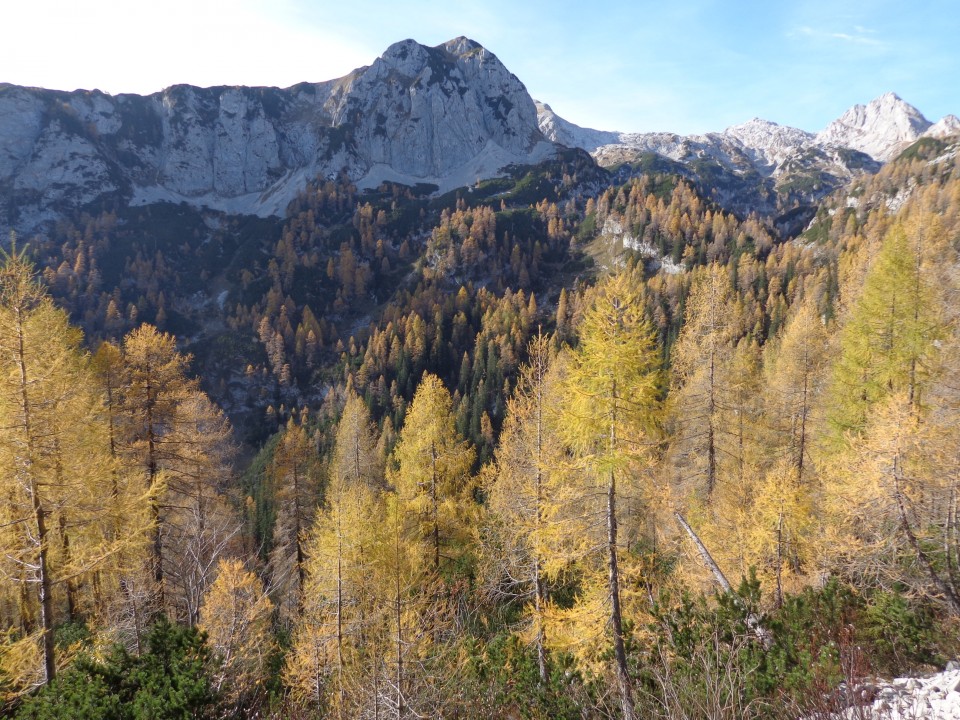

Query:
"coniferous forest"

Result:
[[2, 137, 960, 719]]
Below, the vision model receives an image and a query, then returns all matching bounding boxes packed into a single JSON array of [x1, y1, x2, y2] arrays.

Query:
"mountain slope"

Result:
[[535, 100, 620, 152], [0, 37, 555, 232]]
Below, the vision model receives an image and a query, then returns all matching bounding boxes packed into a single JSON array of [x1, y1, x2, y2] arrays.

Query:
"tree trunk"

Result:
[[15, 307, 56, 683], [534, 350, 548, 683], [675, 512, 732, 592], [707, 345, 717, 495], [33, 497, 57, 684], [608, 470, 635, 720], [775, 509, 784, 609], [674, 511, 772, 647], [336, 508, 345, 720], [891, 451, 960, 614], [58, 513, 77, 622], [908, 219, 923, 410], [431, 442, 440, 572], [395, 566, 404, 720], [145, 377, 165, 609], [294, 462, 305, 607], [797, 353, 810, 483]]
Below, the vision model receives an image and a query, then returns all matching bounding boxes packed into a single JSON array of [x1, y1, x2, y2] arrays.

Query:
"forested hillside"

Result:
[[2, 135, 960, 719]]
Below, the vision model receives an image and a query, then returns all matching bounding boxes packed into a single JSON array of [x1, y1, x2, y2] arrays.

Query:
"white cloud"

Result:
[[830, 32, 883, 46], [789, 24, 885, 48]]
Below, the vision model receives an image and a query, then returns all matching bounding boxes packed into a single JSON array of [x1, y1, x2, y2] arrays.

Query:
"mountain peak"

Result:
[[374, 37, 505, 81], [924, 114, 960, 139], [866, 92, 923, 118], [306, 35, 551, 189], [378, 38, 433, 74], [380, 37, 488, 69], [816, 92, 930, 161], [383, 38, 420, 54], [722, 117, 785, 136], [720, 117, 814, 167], [441, 36, 484, 56]]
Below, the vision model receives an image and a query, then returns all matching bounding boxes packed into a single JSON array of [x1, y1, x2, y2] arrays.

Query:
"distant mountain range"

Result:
[[538, 93, 960, 221], [538, 92, 960, 163], [1, 36, 957, 234]]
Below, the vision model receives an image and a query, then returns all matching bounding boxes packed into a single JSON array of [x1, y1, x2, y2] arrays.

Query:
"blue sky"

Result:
[[4, 0, 957, 135]]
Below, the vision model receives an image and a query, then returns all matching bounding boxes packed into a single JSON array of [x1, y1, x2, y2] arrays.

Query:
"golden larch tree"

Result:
[[0, 247, 135, 690], [557, 270, 662, 720], [200, 558, 274, 718], [480, 330, 565, 682], [267, 415, 323, 621], [389, 373, 475, 574]]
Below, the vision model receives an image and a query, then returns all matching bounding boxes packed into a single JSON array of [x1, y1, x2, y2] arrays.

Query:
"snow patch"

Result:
[[658, 256, 684, 275]]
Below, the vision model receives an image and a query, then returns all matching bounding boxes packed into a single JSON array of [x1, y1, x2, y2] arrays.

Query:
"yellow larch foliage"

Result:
[[200, 558, 274, 716], [389, 373, 475, 574]]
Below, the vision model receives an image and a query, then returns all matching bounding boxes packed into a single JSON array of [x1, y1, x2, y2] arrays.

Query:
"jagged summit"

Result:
[[721, 117, 805, 139], [442, 36, 485, 55], [363, 37, 507, 84], [333, 36, 551, 184], [379, 38, 435, 71], [816, 92, 932, 161], [377, 37, 484, 72]]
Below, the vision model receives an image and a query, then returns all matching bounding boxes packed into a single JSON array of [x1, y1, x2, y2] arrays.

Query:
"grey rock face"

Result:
[[153, 85, 286, 197], [0, 37, 556, 232], [0, 87, 46, 177], [325, 37, 552, 186], [816, 92, 932, 161]]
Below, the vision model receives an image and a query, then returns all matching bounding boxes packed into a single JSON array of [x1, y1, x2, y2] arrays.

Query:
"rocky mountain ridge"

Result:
[[0, 37, 555, 233], [541, 92, 958, 185], [3, 34, 957, 237], [538, 92, 958, 224]]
